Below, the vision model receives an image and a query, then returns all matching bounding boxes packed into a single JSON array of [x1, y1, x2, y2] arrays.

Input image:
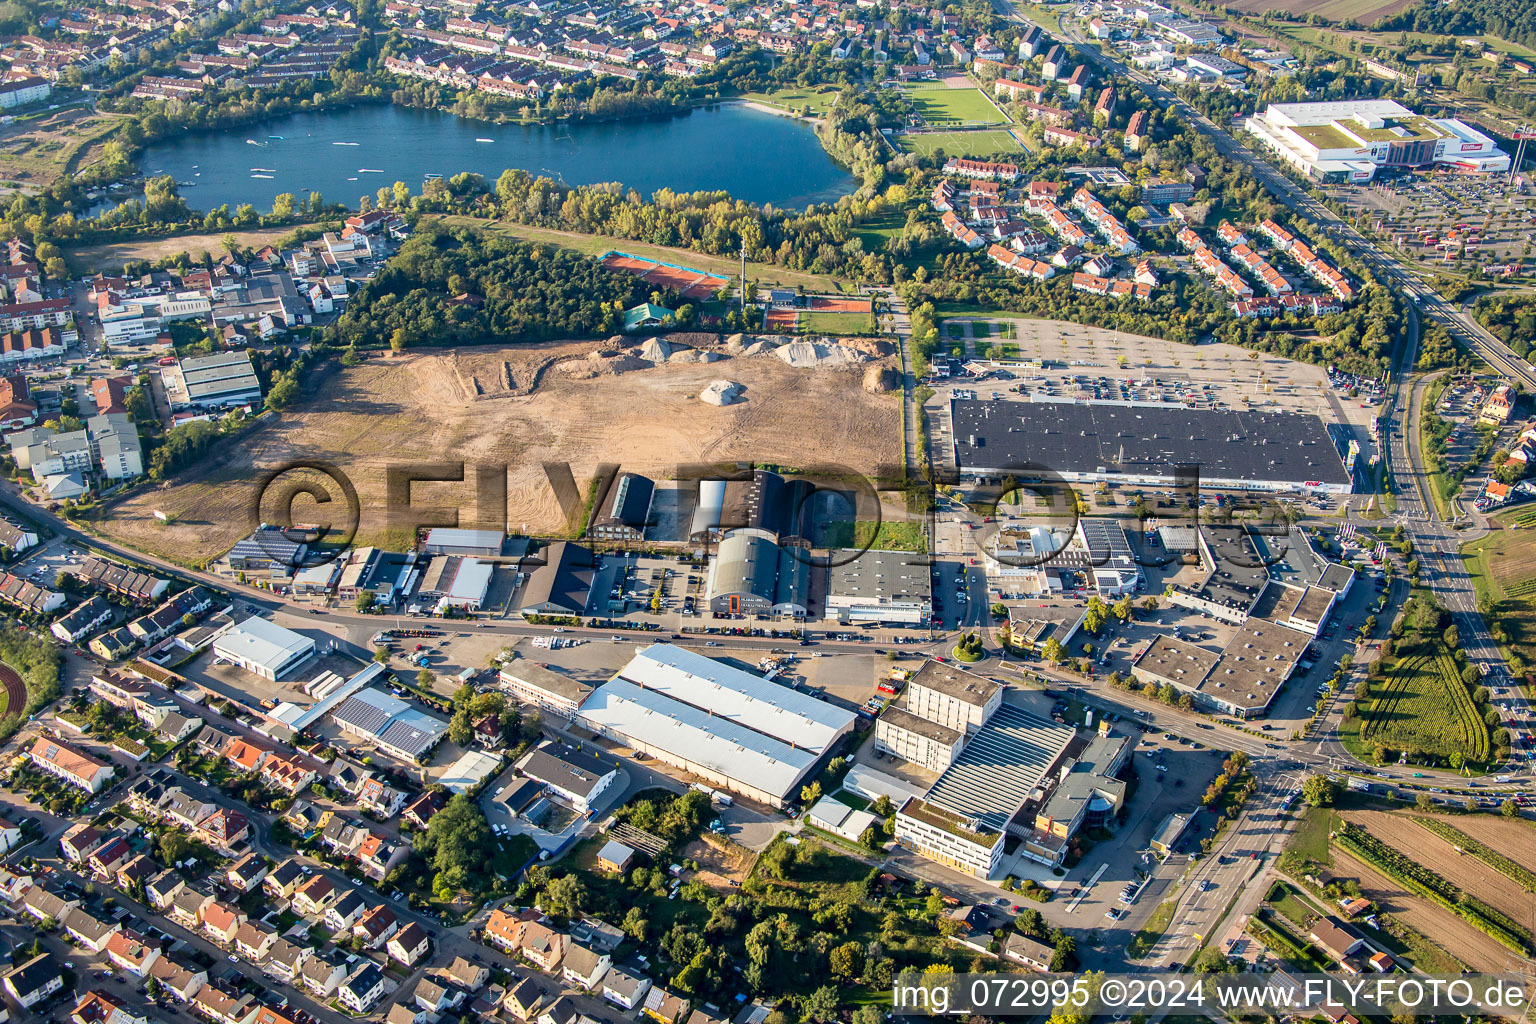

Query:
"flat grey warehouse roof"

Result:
[[949, 399, 1351, 486]]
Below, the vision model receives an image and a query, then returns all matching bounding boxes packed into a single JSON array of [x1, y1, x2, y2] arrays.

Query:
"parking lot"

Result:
[[1331, 173, 1536, 269]]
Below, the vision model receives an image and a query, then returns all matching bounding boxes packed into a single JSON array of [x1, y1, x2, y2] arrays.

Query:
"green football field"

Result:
[[896, 129, 1024, 157], [903, 83, 1009, 125]]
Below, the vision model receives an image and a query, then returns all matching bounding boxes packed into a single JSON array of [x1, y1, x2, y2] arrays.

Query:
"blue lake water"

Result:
[[126, 101, 858, 213]]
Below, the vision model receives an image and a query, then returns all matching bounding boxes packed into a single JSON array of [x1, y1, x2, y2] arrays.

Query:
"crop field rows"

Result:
[[1357, 650, 1488, 761]]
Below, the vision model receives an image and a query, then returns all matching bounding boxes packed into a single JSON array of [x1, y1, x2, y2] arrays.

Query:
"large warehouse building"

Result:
[[826, 549, 932, 625], [576, 643, 856, 807], [704, 528, 810, 618], [949, 398, 1353, 494], [212, 617, 316, 681], [1244, 100, 1509, 182]]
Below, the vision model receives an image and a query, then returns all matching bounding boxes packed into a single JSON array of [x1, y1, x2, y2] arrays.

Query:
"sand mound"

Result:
[[700, 380, 745, 406], [863, 365, 900, 393], [669, 348, 722, 364], [562, 350, 655, 377], [775, 341, 872, 368], [723, 333, 748, 354], [636, 337, 673, 362]]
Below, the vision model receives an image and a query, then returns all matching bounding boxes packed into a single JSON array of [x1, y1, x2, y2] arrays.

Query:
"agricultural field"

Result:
[[1220, 0, 1419, 22], [895, 129, 1025, 158], [740, 86, 843, 117], [1350, 645, 1490, 763], [0, 108, 126, 186], [99, 341, 902, 563], [1330, 811, 1536, 972], [902, 83, 1010, 126], [1462, 515, 1536, 670]]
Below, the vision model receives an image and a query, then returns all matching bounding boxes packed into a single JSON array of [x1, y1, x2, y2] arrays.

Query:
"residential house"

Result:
[[410, 979, 454, 1016], [104, 930, 161, 978], [145, 870, 185, 910], [72, 990, 148, 1024], [233, 920, 278, 962], [225, 853, 269, 892], [168, 887, 213, 929], [201, 901, 246, 946], [520, 921, 567, 971], [600, 966, 651, 1011], [60, 823, 104, 863], [148, 957, 206, 1003], [358, 777, 407, 818], [444, 957, 488, 993], [387, 922, 430, 967], [339, 963, 387, 1014], [325, 891, 367, 932], [30, 736, 113, 792], [265, 940, 311, 983], [351, 904, 398, 950], [402, 790, 444, 829], [356, 832, 408, 881], [292, 873, 336, 915], [192, 985, 259, 1024], [62, 906, 122, 952], [503, 978, 545, 1021], [299, 956, 347, 999], [4, 955, 63, 1009], [643, 987, 690, 1024], [264, 860, 306, 900], [195, 807, 250, 856], [259, 754, 315, 797], [561, 943, 611, 991]]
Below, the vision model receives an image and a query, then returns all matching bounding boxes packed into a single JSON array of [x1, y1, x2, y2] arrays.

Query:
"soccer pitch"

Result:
[[904, 84, 1010, 126], [896, 129, 1025, 157]]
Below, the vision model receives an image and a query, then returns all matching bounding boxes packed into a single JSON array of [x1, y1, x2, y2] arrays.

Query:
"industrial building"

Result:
[[703, 529, 810, 618], [949, 398, 1353, 494], [688, 469, 815, 544], [497, 662, 593, 718], [825, 549, 932, 625], [886, 660, 1131, 879], [420, 528, 504, 558], [575, 644, 855, 808], [168, 351, 264, 410], [1244, 100, 1510, 182], [515, 742, 620, 813], [212, 617, 316, 681], [985, 520, 1141, 597], [589, 473, 655, 542], [330, 687, 449, 762], [514, 542, 595, 617], [417, 556, 493, 614]]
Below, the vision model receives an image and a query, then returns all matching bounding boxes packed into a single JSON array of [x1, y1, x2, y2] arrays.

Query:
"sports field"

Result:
[[803, 311, 872, 335], [903, 84, 1009, 125], [599, 251, 731, 299], [896, 129, 1024, 157]]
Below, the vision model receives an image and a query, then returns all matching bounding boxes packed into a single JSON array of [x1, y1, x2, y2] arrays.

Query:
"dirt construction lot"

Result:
[[1334, 808, 1536, 972], [98, 342, 901, 563], [66, 227, 299, 274]]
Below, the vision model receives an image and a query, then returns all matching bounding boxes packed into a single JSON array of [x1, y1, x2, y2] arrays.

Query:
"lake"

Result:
[[127, 102, 857, 214]]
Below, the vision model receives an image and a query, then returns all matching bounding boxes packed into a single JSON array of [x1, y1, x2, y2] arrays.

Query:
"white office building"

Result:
[[212, 617, 316, 680]]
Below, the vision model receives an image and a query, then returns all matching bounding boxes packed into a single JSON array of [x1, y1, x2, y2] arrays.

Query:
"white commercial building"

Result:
[[576, 643, 856, 808], [903, 661, 1003, 737], [167, 351, 263, 409], [212, 617, 316, 680], [1244, 100, 1510, 182]]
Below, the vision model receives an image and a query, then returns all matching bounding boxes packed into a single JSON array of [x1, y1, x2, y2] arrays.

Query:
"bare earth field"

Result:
[[99, 342, 901, 562], [1437, 813, 1536, 876], [65, 227, 301, 273], [1221, 0, 1416, 19], [1340, 809, 1536, 928], [1330, 847, 1513, 973]]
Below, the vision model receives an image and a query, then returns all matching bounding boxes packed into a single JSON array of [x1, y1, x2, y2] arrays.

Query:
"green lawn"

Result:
[[903, 84, 1009, 126], [802, 310, 875, 335], [741, 86, 844, 116], [1127, 900, 1176, 958], [852, 208, 906, 254], [895, 129, 1023, 157], [824, 519, 928, 552], [1462, 517, 1536, 672], [1265, 881, 1316, 929]]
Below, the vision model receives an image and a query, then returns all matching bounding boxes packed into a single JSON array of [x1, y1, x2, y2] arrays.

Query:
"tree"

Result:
[[417, 668, 435, 690], [1049, 933, 1077, 972], [829, 941, 866, 981], [1043, 637, 1065, 664], [373, 647, 389, 664], [1502, 798, 1520, 818], [801, 986, 839, 1023], [1302, 774, 1336, 807], [1415, 792, 1434, 812], [622, 906, 648, 941], [419, 793, 493, 894], [449, 709, 474, 747], [540, 874, 587, 918], [355, 592, 376, 613]]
